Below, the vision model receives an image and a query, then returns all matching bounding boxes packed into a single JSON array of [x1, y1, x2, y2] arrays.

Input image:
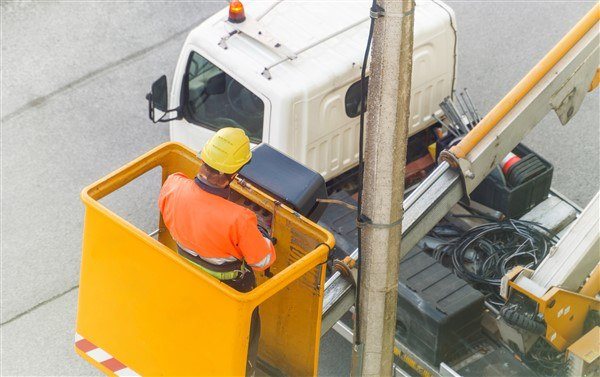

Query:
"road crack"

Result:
[[1, 285, 79, 327], [1, 19, 201, 123]]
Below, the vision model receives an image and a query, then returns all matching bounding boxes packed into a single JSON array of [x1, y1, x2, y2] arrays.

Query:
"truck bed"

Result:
[[318, 188, 581, 376]]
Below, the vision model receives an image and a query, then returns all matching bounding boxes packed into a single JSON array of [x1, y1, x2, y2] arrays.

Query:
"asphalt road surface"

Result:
[[1, 1, 598, 375]]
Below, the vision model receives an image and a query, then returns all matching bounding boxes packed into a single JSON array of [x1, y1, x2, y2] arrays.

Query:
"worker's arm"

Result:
[[236, 212, 276, 271], [158, 174, 175, 215], [157, 173, 185, 221]]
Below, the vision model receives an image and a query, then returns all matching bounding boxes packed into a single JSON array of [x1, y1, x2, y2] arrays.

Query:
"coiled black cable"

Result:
[[430, 219, 557, 305], [500, 305, 546, 335]]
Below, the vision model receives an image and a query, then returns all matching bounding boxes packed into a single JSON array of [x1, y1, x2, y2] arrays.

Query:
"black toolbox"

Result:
[[396, 250, 484, 366], [470, 144, 553, 218]]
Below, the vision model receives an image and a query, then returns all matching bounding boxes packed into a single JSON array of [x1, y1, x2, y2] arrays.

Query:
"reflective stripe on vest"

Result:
[[177, 242, 237, 265]]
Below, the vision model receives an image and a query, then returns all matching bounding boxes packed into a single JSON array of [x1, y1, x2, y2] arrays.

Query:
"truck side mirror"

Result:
[[146, 75, 180, 123], [151, 75, 169, 111], [205, 72, 226, 95]]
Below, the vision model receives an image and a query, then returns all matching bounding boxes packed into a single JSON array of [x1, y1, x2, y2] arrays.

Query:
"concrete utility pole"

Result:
[[353, 0, 415, 376]]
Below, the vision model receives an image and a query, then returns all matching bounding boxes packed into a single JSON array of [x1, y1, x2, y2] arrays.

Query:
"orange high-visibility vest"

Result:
[[158, 173, 275, 271]]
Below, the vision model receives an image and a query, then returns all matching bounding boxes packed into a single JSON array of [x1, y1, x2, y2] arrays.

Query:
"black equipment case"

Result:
[[396, 250, 485, 366], [239, 144, 328, 221]]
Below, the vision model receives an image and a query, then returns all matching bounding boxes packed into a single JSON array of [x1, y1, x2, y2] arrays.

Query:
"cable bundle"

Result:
[[522, 338, 568, 376], [430, 219, 557, 304]]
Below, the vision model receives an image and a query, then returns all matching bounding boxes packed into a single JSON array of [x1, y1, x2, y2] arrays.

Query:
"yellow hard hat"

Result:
[[199, 128, 252, 174]]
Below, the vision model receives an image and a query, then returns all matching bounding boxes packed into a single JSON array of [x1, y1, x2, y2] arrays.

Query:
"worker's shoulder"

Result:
[[166, 172, 191, 183], [162, 172, 193, 188], [159, 173, 191, 196]]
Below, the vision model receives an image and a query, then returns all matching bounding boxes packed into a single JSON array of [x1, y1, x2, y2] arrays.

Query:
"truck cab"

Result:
[[149, 0, 456, 181]]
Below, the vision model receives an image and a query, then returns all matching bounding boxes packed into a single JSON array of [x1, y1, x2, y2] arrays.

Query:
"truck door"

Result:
[[170, 51, 270, 150]]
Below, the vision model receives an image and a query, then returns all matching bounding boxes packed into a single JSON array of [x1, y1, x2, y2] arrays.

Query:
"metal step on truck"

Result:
[[75, 1, 600, 376]]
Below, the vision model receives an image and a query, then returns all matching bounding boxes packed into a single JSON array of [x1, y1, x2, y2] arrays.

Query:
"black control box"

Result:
[[239, 144, 328, 221]]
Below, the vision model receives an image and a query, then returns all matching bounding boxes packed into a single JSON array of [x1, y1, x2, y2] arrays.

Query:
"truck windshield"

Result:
[[184, 52, 264, 143]]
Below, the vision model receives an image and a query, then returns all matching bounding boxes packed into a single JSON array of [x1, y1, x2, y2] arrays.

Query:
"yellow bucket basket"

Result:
[[75, 142, 334, 376]]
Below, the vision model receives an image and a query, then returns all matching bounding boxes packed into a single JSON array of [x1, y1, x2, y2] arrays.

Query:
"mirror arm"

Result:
[[146, 93, 155, 122], [146, 90, 181, 124], [153, 107, 182, 124]]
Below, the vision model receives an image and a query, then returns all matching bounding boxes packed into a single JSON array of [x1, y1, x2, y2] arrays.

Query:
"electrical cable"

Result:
[[520, 338, 568, 376], [354, 0, 379, 346], [500, 305, 546, 335], [428, 219, 557, 306], [428, 218, 566, 374]]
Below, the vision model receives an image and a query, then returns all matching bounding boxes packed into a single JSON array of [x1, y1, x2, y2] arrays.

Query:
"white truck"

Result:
[[147, 0, 456, 181], [134, 1, 599, 376]]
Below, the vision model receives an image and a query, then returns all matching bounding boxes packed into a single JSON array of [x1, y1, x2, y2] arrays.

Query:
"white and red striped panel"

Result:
[[75, 333, 139, 376]]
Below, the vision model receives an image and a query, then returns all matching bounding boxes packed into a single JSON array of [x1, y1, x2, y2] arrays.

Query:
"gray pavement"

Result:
[[1, 290, 97, 376], [1, 1, 598, 376], [452, 0, 599, 206], [1, 0, 223, 323]]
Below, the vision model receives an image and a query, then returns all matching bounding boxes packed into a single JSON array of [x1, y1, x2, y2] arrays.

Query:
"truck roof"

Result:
[[186, 0, 455, 89]]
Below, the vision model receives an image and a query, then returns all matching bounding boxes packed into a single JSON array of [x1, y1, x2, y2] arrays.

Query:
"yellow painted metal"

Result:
[[509, 280, 600, 351], [393, 346, 433, 377], [589, 67, 600, 91], [568, 326, 599, 366], [76, 142, 335, 376], [579, 263, 600, 298]]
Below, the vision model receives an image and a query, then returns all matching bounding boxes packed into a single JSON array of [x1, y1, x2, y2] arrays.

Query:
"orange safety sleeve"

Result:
[[235, 211, 276, 271], [157, 174, 179, 215]]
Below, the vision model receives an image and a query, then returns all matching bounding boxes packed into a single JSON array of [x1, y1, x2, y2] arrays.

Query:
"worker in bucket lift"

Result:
[[158, 127, 276, 376]]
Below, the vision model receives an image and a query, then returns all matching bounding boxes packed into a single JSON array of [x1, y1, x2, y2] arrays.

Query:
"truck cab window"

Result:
[[184, 52, 264, 143], [345, 78, 369, 118]]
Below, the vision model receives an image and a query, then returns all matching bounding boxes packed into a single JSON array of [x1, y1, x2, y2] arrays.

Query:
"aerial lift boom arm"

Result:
[[323, 3, 599, 340]]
